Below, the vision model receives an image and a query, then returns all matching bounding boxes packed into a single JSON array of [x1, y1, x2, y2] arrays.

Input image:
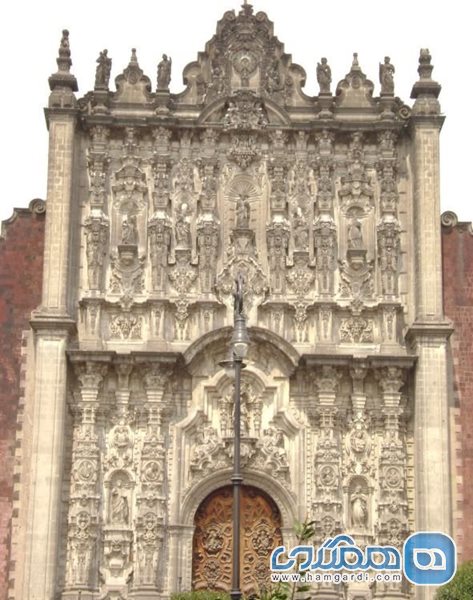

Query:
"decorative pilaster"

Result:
[[63, 361, 109, 600]]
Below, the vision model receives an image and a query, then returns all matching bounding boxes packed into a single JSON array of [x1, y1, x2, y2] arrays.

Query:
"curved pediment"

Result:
[[174, 3, 311, 111], [197, 91, 292, 128]]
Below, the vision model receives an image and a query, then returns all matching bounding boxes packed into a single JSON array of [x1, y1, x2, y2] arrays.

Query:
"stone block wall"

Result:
[[442, 213, 473, 561], [0, 201, 45, 599]]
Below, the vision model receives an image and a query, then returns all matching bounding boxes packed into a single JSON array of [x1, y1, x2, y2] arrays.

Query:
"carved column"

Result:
[[63, 361, 108, 600], [372, 368, 410, 599], [101, 362, 135, 597], [312, 367, 343, 600], [312, 366, 343, 540], [131, 365, 170, 596], [344, 366, 373, 544]]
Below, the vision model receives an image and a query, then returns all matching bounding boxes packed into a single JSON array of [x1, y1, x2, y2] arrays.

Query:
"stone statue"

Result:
[[317, 57, 332, 94], [293, 207, 309, 251], [351, 484, 368, 527], [347, 218, 363, 249], [110, 482, 129, 525], [122, 215, 138, 245], [157, 54, 172, 89], [95, 49, 112, 89], [235, 194, 250, 228], [175, 203, 191, 248], [379, 56, 395, 94]]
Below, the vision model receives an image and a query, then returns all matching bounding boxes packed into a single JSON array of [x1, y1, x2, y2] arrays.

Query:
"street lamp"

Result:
[[220, 273, 249, 600]]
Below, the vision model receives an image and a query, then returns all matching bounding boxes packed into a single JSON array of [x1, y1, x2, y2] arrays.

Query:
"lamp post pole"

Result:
[[231, 352, 243, 600], [229, 273, 249, 600]]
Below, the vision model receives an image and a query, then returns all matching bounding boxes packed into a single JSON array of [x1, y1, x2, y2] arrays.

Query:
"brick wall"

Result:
[[0, 201, 45, 600], [442, 218, 473, 561]]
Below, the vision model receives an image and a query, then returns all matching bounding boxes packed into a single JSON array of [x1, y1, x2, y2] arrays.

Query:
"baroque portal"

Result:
[[13, 5, 451, 600]]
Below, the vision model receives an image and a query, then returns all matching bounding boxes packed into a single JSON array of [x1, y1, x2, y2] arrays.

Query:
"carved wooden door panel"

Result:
[[192, 485, 282, 595]]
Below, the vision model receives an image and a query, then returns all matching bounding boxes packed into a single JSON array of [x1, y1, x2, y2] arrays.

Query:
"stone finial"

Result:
[[48, 28, 78, 95], [57, 29, 71, 72], [239, 1, 254, 16], [130, 48, 138, 66], [410, 48, 441, 114], [418, 48, 434, 80]]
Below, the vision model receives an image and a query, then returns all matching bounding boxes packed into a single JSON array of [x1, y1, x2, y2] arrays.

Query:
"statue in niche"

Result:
[[293, 207, 309, 250], [175, 203, 191, 247], [157, 54, 172, 89], [317, 57, 332, 94], [235, 194, 250, 228], [110, 480, 129, 525], [379, 56, 395, 94], [95, 49, 112, 89], [347, 218, 363, 249], [350, 484, 368, 528], [121, 215, 138, 245]]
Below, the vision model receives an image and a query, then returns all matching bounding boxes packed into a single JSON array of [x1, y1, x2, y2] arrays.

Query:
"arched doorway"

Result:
[[192, 485, 283, 595]]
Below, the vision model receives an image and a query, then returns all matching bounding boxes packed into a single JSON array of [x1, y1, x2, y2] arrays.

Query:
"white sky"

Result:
[[0, 0, 470, 223]]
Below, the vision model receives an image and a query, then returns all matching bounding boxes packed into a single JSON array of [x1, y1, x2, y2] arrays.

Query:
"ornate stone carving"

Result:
[[109, 312, 142, 339], [197, 215, 220, 292], [314, 214, 337, 294], [84, 211, 109, 290], [267, 217, 290, 293], [65, 511, 98, 588], [112, 160, 148, 215], [338, 164, 374, 214], [109, 245, 145, 304], [286, 253, 315, 298], [253, 427, 289, 476], [168, 250, 197, 294], [223, 91, 268, 130], [340, 316, 374, 343], [339, 256, 374, 300], [190, 425, 225, 474], [378, 163, 399, 214], [227, 133, 259, 170], [378, 216, 401, 296], [148, 212, 172, 291], [350, 479, 370, 529]]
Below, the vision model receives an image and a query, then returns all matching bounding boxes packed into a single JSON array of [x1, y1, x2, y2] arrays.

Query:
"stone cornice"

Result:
[[405, 321, 454, 344]]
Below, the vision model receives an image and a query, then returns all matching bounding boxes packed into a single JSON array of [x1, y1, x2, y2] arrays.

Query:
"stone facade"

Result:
[[0, 5, 463, 600]]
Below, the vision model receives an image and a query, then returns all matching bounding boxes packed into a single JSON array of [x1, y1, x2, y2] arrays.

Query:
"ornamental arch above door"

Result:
[[192, 484, 283, 595]]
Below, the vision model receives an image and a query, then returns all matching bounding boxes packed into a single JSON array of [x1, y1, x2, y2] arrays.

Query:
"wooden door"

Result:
[[192, 485, 283, 595]]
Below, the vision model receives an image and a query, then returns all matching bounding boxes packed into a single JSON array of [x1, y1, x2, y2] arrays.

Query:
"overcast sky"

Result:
[[0, 0, 470, 223]]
